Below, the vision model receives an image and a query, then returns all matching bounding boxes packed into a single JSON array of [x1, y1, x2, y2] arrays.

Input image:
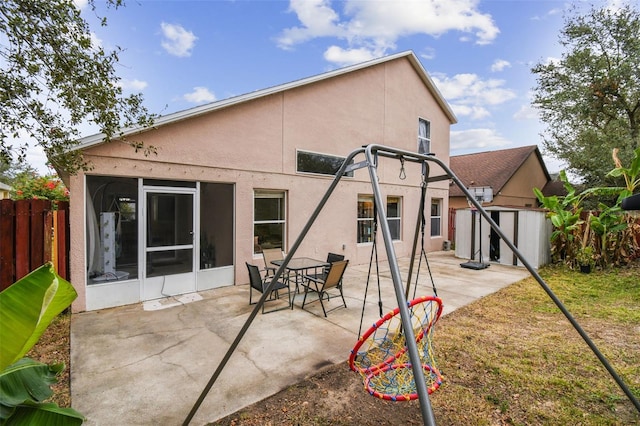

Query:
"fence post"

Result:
[[29, 199, 48, 271], [54, 201, 70, 280], [44, 205, 54, 265], [0, 200, 15, 290], [15, 200, 30, 281]]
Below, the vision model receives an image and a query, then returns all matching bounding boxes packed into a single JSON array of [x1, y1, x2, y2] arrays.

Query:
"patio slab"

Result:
[[70, 251, 530, 425]]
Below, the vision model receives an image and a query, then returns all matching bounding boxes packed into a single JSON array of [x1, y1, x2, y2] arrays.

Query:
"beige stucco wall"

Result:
[[497, 153, 548, 207], [69, 57, 453, 312]]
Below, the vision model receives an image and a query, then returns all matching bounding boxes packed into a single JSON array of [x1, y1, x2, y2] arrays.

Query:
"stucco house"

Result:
[[65, 50, 457, 312], [448, 145, 551, 210]]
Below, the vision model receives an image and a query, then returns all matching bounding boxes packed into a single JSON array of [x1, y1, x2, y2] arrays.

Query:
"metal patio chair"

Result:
[[246, 262, 291, 314], [301, 259, 349, 317]]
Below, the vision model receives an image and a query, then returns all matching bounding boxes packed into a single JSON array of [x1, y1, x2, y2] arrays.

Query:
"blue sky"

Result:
[[26, 0, 622, 174]]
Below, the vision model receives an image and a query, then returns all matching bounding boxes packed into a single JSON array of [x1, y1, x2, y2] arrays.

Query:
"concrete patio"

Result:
[[70, 251, 531, 425]]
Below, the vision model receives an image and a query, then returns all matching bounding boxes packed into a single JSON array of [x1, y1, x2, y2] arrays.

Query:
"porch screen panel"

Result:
[[86, 176, 138, 284], [145, 192, 194, 278], [200, 183, 234, 269]]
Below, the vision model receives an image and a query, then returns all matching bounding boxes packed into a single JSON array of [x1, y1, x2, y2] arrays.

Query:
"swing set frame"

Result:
[[183, 144, 640, 426]]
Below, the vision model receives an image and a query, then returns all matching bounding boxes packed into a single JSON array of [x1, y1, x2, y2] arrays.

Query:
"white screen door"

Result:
[[143, 188, 196, 299]]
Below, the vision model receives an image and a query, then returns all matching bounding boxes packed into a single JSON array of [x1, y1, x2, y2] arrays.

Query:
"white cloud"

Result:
[[513, 103, 538, 121], [490, 59, 511, 72], [531, 6, 563, 21], [277, 0, 499, 63], [323, 46, 377, 66], [90, 32, 103, 50], [277, 0, 345, 49], [117, 79, 148, 92], [431, 73, 516, 120], [450, 128, 511, 151], [419, 47, 436, 61], [73, 0, 89, 10], [543, 56, 561, 66], [160, 22, 197, 57], [449, 104, 490, 120], [183, 87, 216, 104]]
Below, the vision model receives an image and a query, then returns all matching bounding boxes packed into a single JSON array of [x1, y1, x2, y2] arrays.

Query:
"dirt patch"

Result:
[[211, 363, 428, 426]]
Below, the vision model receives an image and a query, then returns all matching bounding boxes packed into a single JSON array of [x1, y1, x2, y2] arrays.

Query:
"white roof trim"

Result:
[[75, 50, 457, 150]]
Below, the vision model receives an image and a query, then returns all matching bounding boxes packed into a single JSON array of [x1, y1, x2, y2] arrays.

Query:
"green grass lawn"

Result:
[[429, 263, 640, 425]]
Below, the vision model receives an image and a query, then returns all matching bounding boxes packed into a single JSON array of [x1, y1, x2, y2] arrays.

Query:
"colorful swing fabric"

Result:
[[349, 295, 443, 401]]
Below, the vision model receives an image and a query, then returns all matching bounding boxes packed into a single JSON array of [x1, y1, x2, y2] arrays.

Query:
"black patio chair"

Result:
[[307, 252, 345, 281], [246, 262, 291, 314], [301, 259, 349, 317]]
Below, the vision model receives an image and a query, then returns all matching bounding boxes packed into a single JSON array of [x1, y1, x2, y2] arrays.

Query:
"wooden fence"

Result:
[[0, 199, 69, 291]]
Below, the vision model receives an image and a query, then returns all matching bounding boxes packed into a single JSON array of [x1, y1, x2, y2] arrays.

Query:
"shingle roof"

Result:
[[449, 145, 550, 197]]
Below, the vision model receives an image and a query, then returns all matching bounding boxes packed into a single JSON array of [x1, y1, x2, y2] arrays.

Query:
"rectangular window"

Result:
[[387, 196, 401, 240], [357, 195, 374, 243], [254, 190, 286, 254], [86, 176, 138, 284], [430, 199, 442, 237], [296, 150, 354, 177], [418, 118, 431, 154]]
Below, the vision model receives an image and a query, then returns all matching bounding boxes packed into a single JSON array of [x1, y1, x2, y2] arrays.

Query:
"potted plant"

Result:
[[576, 246, 594, 273]]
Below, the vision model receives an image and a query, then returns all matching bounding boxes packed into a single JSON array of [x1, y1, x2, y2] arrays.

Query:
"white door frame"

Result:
[[142, 185, 197, 300]]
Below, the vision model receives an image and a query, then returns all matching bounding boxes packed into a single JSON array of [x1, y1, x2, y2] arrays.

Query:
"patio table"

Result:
[[271, 257, 328, 306]]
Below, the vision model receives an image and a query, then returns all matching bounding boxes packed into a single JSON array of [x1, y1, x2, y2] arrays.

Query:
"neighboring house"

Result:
[[448, 145, 551, 209], [64, 51, 457, 312], [449, 146, 553, 268], [0, 182, 10, 199]]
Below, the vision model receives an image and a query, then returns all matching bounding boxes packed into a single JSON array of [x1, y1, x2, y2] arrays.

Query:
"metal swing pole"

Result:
[[423, 153, 640, 414], [364, 145, 437, 426], [182, 147, 366, 425]]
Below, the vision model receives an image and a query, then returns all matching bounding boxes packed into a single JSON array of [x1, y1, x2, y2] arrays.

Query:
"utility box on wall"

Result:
[[454, 207, 552, 269]]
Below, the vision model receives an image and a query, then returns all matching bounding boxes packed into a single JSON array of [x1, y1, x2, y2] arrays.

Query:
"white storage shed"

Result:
[[455, 207, 552, 269]]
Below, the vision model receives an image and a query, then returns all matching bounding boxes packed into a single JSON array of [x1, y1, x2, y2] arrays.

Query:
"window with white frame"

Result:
[[254, 190, 286, 254], [430, 199, 442, 237], [418, 118, 431, 154], [357, 195, 374, 243], [387, 196, 401, 240]]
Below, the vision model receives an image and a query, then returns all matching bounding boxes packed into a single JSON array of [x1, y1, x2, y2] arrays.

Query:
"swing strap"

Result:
[[358, 202, 383, 339], [412, 166, 437, 299]]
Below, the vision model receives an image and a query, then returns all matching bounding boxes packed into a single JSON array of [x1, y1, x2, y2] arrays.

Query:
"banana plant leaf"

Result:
[[0, 358, 60, 408], [0, 263, 77, 372], [0, 358, 84, 424], [0, 264, 83, 425], [2, 401, 84, 426]]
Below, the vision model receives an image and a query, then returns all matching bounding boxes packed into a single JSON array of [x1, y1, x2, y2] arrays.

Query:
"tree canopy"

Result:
[[0, 0, 154, 174], [532, 4, 640, 186]]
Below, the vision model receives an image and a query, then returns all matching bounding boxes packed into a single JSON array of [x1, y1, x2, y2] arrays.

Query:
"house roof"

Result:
[[449, 145, 550, 197], [75, 50, 457, 150], [0, 182, 11, 191]]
